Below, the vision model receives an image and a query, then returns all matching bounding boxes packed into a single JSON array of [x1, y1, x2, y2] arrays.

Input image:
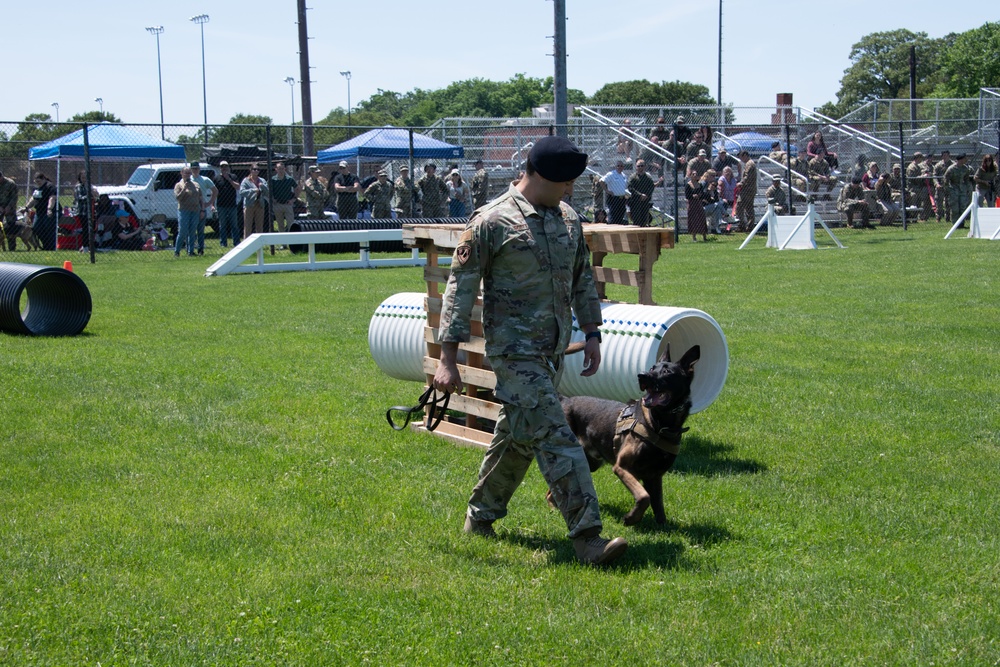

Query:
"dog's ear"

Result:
[[659, 343, 672, 364], [679, 345, 700, 374]]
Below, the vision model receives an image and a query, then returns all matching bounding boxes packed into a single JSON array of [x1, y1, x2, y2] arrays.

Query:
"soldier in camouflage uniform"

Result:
[[764, 174, 789, 215], [303, 166, 329, 219], [364, 170, 395, 219], [0, 170, 19, 251], [944, 154, 973, 226], [905, 153, 933, 221], [433, 136, 628, 566], [736, 150, 758, 231], [471, 159, 490, 210], [417, 163, 449, 218], [393, 166, 417, 218], [933, 151, 954, 221]]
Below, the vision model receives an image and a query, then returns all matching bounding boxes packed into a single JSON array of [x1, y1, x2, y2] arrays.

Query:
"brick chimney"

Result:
[[772, 93, 795, 124]]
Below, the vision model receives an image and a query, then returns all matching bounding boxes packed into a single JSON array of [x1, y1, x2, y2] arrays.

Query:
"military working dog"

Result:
[[560, 345, 699, 526]]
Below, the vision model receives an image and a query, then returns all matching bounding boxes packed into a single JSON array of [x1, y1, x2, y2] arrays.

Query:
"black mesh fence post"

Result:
[[265, 125, 275, 253], [784, 123, 793, 214], [82, 123, 96, 264], [899, 122, 907, 231], [672, 122, 680, 244]]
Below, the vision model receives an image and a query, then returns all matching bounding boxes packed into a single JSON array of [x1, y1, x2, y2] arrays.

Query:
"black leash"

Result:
[[386, 386, 451, 432]]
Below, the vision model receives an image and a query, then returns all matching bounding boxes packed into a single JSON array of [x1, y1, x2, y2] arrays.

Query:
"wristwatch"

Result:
[[585, 330, 602, 343]]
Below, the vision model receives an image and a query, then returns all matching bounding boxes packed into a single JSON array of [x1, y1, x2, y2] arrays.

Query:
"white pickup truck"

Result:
[[96, 163, 217, 225]]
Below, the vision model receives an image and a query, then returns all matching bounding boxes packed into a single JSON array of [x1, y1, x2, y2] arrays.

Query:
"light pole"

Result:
[[51, 102, 59, 123], [190, 14, 210, 145], [340, 70, 352, 136], [285, 76, 296, 153], [145, 26, 165, 139], [95, 97, 103, 114]]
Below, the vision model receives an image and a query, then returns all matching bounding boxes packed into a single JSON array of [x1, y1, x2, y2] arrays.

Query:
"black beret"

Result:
[[955, 153, 967, 160], [528, 136, 588, 182]]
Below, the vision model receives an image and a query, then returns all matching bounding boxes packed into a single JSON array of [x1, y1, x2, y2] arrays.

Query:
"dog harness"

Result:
[[614, 401, 689, 456]]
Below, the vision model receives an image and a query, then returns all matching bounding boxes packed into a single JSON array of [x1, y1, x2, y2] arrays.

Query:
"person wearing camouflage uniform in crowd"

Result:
[[303, 166, 329, 219], [764, 174, 789, 215], [364, 170, 395, 219], [944, 154, 973, 226], [627, 159, 657, 226], [393, 166, 417, 218], [471, 159, 490, 210], [933, 151, 954, 221], [736, 150, 758, 231], [417, 163, 449, 218], [433, 136, 627, 566], [905, 153, 933, 221], [0, 170, 19, 251]]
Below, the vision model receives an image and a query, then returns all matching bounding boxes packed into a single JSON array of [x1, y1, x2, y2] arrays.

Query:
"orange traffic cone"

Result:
[[63, 260, 73, 272]]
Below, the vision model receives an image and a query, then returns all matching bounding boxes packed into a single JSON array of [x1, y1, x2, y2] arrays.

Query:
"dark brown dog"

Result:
[[11, 219, 43, 251], [560, 345, 699, 526]]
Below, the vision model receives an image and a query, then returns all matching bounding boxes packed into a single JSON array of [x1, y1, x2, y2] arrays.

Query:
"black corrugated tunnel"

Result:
[[0, 263, 93, 336]]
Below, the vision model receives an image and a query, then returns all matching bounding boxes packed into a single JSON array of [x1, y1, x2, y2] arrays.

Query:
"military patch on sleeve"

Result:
[[455, 243, 471, 265], [459, 228, 475, 243]]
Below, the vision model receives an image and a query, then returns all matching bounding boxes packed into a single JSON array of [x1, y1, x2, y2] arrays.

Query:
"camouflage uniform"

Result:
[[944, 162, 973, 224], [0, 176, 19, 250], [837, 181, 870, 227], [765, 182, 788, 215], [789, 155, 810, 195], [736, 159, 758, 229], [364, 179, 395, 219], [933, 158, 954, 221], [438, 185, 604, 538], [471, 167, 490, 210], [394, 175, 417, 217], [905, 160, 933, 221], [590, 173, 605, 213], [417, 172, 449, 218], [808, 155, 836, 194], [303, 176, 329, 218]]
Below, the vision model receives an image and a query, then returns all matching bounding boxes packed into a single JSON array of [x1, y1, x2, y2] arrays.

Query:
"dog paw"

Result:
[[623, 511, 643, 526]]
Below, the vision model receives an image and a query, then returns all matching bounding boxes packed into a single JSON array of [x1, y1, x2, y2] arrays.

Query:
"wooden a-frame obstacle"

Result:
[[738, 202, 844, 250], [944, 192, 1000, 240]]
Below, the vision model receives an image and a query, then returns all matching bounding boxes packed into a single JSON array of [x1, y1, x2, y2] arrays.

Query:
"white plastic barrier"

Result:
[[369, 293, 729, 414], [740, 202, 843, 250]]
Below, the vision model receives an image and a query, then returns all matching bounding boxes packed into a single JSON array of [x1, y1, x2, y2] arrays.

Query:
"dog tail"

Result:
[[564, 341, 586, 355]]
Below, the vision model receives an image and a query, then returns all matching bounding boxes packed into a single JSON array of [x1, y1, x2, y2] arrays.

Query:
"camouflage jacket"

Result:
[[417, 173, 449, 208], [365, 180, 395, 209], [438, 185, 603, 358], [303, 177, 328, 209], [394, 176, 416, 210], [933, 159, 953, 186], [471, 168, 490, 208], [0, 177, 18, 209]]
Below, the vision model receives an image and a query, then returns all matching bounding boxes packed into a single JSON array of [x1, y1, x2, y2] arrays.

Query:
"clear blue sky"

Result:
[[4, 0, 982, 129]]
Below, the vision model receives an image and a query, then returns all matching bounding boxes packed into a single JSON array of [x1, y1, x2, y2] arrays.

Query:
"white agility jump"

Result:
[[739, 202, 844, 250], [944, 192, 1000, 240], [204, 229, 448, 277]]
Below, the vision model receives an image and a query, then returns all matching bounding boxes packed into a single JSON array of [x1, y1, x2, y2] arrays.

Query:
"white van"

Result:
[[96, 162, 217, 224]]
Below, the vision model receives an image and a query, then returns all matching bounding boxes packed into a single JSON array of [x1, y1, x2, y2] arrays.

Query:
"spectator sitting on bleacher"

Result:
[[876, 172, 900, 225], [685, 129, 711, 162], [807, 131, 838, 171], [765, 174, 789, 215], [718, 166, 737, 214], [789, 152, 810, 194], [808, 153, 837, 199], [767, 141, 787, 165], [905, 152, 934, 221], [712, 147, 741, 179], [888, 164, 903, 201], [838, 176, 871, 228], [862, 162, 880, 191], [688, 149, 711, 182]]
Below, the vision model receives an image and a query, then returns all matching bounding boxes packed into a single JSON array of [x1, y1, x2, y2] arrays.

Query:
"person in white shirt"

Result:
[[602, 160, 629, 224]]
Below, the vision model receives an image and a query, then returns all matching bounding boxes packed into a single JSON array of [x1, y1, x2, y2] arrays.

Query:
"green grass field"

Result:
[[1, 223, 998, 665]]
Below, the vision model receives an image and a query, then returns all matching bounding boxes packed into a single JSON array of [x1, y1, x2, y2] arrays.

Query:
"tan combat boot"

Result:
[[573, 534, 628, 565], [463, 515, 497, 538]]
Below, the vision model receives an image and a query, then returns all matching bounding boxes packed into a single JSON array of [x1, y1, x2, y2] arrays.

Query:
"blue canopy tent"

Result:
[[716, 131, 797, 158], [28, 122, 186, 161], [317, 126, 463, 165]]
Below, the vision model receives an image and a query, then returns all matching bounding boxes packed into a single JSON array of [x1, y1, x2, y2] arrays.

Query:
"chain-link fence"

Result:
[[2, 105, 998, 264]]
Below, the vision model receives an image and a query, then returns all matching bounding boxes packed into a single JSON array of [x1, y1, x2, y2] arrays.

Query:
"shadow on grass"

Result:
[[672, 434, 766, 477]]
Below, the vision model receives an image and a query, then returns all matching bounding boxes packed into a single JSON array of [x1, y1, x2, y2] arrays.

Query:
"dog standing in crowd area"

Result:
[[559, 345, 700, 526], [9, 210, 43, 251]]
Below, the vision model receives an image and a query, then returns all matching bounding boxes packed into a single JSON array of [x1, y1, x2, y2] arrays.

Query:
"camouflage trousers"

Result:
[[467, 355, 602, 538]]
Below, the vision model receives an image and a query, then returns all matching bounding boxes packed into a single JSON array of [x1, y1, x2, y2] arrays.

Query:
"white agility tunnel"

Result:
[[369, 293, 729, 414], [739, 202, 844, 250]]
